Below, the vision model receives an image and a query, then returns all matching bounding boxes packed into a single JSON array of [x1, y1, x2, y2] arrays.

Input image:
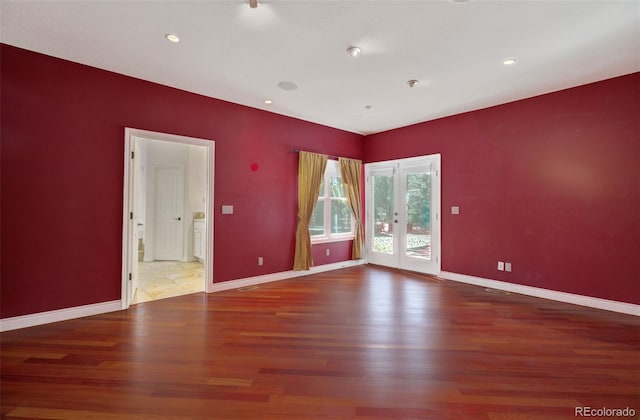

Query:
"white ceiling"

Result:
[[2, 0, 639, 135]]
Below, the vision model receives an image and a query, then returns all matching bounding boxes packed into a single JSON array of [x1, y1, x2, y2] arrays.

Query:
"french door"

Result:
[[365, 155, 440, 274]]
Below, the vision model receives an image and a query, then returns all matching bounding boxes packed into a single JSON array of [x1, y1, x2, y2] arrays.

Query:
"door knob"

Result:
[[173, 217, 181, 221]]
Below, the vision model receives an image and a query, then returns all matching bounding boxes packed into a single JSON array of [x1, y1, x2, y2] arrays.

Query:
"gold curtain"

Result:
[[339, 157, 364, 260], [293, 151, 328, 270]]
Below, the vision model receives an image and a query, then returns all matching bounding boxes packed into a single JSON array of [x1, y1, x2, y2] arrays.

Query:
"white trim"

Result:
[[310, 160, 356, 243], [122, 128, 215, 310], [0, 300, 122, 332], [440, 271, 640, 316], [366, 154, 440, 168], [310, 235, 355, 245], [210, 259, 366, 293]]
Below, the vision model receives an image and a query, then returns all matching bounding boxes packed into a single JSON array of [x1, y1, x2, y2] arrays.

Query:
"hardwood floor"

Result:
[[1, 265, 638, 419]]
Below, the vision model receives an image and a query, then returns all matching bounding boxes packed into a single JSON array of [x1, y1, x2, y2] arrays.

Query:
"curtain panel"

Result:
[[293, 151, 328, 270], [339, 157, 364, 260]]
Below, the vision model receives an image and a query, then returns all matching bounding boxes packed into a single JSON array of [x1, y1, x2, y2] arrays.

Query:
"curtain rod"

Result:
[[290, 149, 352, 161]]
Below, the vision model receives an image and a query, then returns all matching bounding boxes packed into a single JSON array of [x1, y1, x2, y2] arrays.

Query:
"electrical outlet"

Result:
[[326, 248, 330, 256], [258, 257, 263, 266], [505, 262, 512, 272], [497, 261, 505, 271]]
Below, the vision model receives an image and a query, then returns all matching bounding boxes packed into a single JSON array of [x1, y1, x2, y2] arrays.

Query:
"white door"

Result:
[[366, 155, 440, 275], [155, 165, 184, 261]]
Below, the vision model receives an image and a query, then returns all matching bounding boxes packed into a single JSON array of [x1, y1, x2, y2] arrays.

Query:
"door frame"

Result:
[[121, 128, 215, 310], [365, 154, 441, 275]]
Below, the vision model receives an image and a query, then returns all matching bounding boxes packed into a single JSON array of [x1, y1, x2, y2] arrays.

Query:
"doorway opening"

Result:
[[365, 154, 441, 275], [122, 128, 214, 309]]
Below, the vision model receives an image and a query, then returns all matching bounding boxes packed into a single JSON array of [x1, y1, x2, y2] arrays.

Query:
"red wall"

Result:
[[2, 44, 637, 320], [365, 73, 640, 305], [1, 44, 363, 318]]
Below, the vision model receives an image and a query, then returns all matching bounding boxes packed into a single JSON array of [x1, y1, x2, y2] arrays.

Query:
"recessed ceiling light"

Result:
[[503, 58, 517, 66], [346, 46, 361, 58], [165, 33, 180, 43], [264, 99, 272, 104], [277, 81, 298, 91], [407, 79, 419, 88]]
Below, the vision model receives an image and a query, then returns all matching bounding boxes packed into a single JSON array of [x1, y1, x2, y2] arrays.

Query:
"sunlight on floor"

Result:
[[133, 261, 204, 304]]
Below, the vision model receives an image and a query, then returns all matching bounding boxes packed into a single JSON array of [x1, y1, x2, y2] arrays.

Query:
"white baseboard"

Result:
[[1, 300, 123, 332], [210, 259, 366, 293], [439, 271, 640, 316]]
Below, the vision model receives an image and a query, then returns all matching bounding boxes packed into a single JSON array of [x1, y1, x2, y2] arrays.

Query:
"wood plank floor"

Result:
[[2, 265, 638, 419]]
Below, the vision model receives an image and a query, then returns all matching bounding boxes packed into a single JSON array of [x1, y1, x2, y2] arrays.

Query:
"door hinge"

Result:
[[128, 273, 132, 281], [436, 256, 439, 263], [131, 151, 135, 159], [129, 212, 133, 220], [436, 212, 439, 221]]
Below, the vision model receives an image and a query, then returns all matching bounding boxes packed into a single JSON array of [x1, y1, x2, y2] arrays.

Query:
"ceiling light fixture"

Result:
[[407, 79, 419, 88], [264, 99, 272, 104], [346, 46, 361, 58], [503, 58, 517, 66], [165, 33, 180, 43], [248, 0, 258, 8]]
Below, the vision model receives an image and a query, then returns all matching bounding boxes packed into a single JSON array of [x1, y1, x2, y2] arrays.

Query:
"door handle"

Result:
[[173, 217, 181, 221]]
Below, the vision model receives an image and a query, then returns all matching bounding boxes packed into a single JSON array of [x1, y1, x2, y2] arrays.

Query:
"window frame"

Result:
[[310, 160, 355, 244]]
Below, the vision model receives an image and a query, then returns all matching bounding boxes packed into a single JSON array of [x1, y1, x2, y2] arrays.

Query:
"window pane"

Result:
[[329, 177, 345, 198], [309, 198, 325, 236], [318, 179, 325, 198], [331, 198, 351, 234]]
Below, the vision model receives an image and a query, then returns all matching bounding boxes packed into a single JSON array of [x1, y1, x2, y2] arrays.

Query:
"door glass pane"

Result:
[[405, 171, 431, 260], [372, 175, 394, 254]]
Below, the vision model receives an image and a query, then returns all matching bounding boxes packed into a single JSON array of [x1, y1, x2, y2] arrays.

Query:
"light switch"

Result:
[[451, 206, 460, 215], [221, 205, 234, 215]]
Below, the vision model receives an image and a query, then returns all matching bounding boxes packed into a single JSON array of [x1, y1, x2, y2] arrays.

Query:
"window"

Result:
[[309, 160, 354, 242]]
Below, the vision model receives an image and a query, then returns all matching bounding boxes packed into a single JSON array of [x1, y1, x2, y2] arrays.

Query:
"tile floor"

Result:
[[132, 261, 204, 304]]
